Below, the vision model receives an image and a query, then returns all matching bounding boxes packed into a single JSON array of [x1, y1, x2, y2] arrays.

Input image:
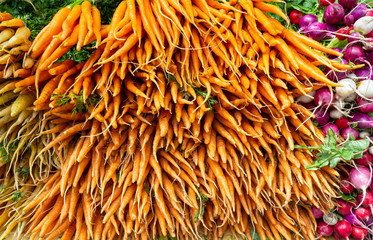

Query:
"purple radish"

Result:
[[299, 14, 318, 28], [314, 108, 330, 126], [351, 112, 373, 129], [312, 206, 324, 219], [324, 4, 345, 24], [356, 97, 373, 113], [314, 88, 334, 108], [344, 45, 365, 63], [339, 0, 358, 9], [304, 22, 327, 41]]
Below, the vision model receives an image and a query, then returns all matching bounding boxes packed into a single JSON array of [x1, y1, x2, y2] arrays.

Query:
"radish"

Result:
[[336, 117, 349, 129], [289, 10, 304, 25], [299, 14, 318, 28], [324, 4, 345, 25], [357, 80, 373, 98], [314, 88, 334, 108], [341, 127, 359, 139], [344, 45, 365, 63], [317, 221, 333, 237], [356, 97, 373, 113], [334, 220, 352, 239], [344, 4, 368, 26], [335, 78, 356, 100], [340, 178, 354, 194], [339, 0, 358, 9], [351, 112, 373, 129], [351, 167, 372, 208], [323, 212, 338, 226], [312, 206, 324, 219], [336, 199, 352, 215], [354, 207, 371, 222], [359, 131, 370, 139], [314, 108, 330, 126], [304, 22, 327, 41], [351, 226, 368, 240], [348, 32, 363, 43], [319, 0, 336, 6], [357, 190, 373, 209], [369, 146, 373, 155], [354, 16, 373, 35], [330, 109, 344, 119], [355, 153, 373, 166], [296, 91, 315, 104], [322, 123, 339, 136]]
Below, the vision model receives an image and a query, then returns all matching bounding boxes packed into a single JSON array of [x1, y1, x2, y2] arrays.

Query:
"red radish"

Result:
[[354, 207, 371, 222], [336, 117, 349, 128], [299, 14, 318, 28], [289, 10, 304, 25], [336, 27, 350, 40], [357, 190, 373, 208], [319, 0, 336, 6], [348, 31, 363, 43], [317, 221, 334, 237], [312, 206, 324, 219], [367, 11, 373, 17], [339, 0, 358, 9], [340, 178, 354, 194], [351, 226, 368, 239], [334, 220, 352, 239], [336, 199, 352, 215]]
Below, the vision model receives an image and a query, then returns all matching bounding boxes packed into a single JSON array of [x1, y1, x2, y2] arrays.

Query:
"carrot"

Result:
[[82, 1, 93, 45], [33, 75, 61, 106], [0, 13, 12, 21], [77, 4, 88, 51], [30, 7, 71, 58], [92, 6, 102, 47], [60, 4, 81, 40], [0, 18, 23, 27]]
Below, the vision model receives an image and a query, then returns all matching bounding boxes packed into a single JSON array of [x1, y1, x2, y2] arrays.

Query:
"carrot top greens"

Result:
[[52, 91, 100, 116]]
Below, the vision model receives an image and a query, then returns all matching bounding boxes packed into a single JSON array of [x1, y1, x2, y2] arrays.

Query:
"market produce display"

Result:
[[0, 0, 371, 240]]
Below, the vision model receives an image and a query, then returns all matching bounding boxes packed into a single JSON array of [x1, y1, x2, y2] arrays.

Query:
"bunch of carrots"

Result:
[[0, 0, 359, 239]]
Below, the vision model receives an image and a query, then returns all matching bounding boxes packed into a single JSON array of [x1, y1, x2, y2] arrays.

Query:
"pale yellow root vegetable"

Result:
[[22, 56, 35, 69], [0, 28, 15, 44], [9, 40, 31, 55], [1, 26, 31, 49], [3, 62, 21, 79], [0, 91, 18, 105], [11, 93, 35, 117], [0, 54, 14, 64]]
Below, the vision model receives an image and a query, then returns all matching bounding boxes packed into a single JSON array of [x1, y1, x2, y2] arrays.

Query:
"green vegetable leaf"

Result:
[[194, 191, 209, 223], [299, 128, 370, 170], [339, 192, 356, 202], [52, 91, 101, 116], [12, 190, 23, 202]]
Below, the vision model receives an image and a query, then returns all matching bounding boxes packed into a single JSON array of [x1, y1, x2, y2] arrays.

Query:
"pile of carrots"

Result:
[[0, 0, 358, 239]]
